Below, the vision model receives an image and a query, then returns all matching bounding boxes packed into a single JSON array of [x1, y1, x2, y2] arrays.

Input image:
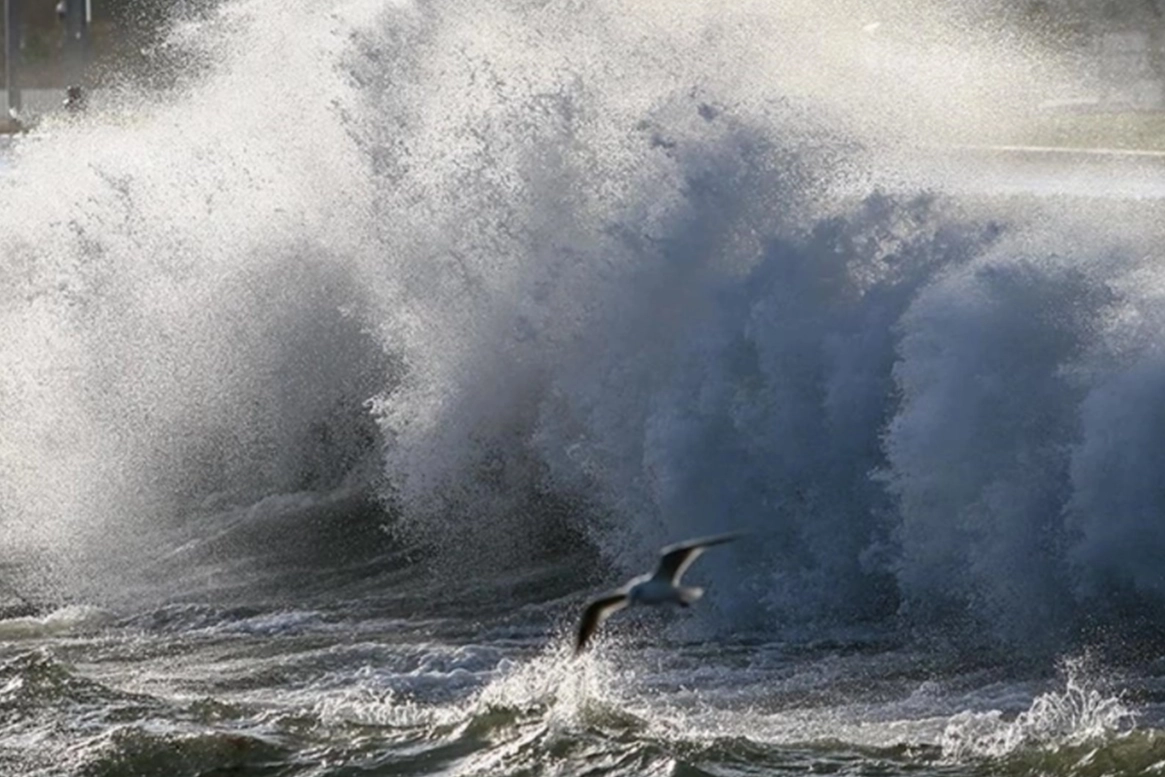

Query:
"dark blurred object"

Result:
[[63, 83, 86, 112], [4, 0, 24, 117], [61, 0, 90, 88]]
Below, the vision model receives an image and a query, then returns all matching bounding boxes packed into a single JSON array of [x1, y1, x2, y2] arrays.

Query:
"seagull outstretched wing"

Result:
[[652, 532, 740, 584], [575, 591, 629, 654]]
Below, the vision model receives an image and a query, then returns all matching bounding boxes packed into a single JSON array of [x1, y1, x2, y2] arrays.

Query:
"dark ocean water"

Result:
[[1, 564, 1162, 777], [5, 1, 1165, 774]]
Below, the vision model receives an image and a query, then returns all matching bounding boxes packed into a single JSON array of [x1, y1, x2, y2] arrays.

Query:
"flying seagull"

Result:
[[574, 532, 740, 654]]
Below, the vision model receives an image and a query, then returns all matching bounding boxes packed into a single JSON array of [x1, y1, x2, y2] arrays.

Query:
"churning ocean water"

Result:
[[4, 1, 1165, 775]]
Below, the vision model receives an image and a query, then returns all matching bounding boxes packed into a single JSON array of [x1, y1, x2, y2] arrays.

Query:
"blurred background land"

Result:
[[1, 0, 170, 89], [2, 0, 1165, 149], [0, 0, 196, 129], [891, 0, 1165, 149], [989, 0, 1165, 149]]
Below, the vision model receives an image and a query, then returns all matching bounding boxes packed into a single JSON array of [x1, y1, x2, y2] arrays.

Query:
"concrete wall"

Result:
[[1, 87, 75, 117]]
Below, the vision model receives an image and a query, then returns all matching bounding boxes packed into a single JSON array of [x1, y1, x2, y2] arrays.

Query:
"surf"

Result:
[[0, 0, 1163, 656]]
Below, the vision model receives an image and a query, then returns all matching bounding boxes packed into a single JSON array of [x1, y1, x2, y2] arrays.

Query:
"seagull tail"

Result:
[[678, 586, 704, 606]]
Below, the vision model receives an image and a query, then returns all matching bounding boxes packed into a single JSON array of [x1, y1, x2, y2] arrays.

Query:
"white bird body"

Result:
[[624, 574, 700, 605], [574, 532, 739, 654]]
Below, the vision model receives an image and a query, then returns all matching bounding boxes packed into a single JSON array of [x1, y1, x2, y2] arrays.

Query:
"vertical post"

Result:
[[4, 0, 21, 117], [83, 0, 92, 72], [64, 0, 88, 89]]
